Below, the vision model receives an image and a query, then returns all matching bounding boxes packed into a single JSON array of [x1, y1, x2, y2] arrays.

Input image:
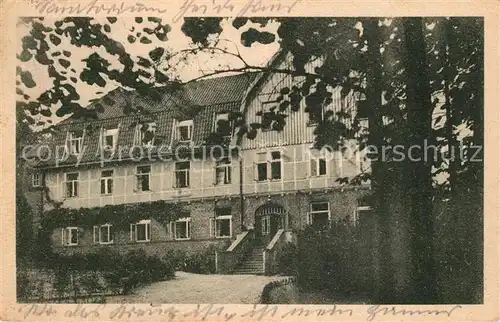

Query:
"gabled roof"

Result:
[[37, 72, 260, 168]]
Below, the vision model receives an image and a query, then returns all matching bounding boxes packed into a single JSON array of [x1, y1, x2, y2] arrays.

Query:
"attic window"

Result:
[[177, 120, 193, 142], [134, 122, 156, 146], [68, 131, 83, 155], [102, 128, 119, 150], [214, 113, 231, 137]]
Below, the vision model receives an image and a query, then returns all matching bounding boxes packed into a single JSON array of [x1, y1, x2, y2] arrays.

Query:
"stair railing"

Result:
[[263, 229, 286, 275], [215, 229, 255, 274]]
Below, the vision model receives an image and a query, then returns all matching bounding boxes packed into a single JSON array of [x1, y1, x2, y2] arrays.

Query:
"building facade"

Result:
[[33, 53, 372, 273]]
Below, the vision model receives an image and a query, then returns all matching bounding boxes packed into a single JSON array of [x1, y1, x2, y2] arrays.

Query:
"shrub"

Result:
[[184, 246, 217, 274], [277, 242, 299, 276]]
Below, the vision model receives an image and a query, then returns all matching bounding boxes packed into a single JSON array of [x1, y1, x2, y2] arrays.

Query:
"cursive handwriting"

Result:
[[366, 304, 463, 321], [34, 0, 167, 15], [173, 0, 302, 23], [17, 303, 464, 321]]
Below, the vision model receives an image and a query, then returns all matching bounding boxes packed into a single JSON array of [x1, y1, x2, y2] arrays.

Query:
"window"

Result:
[[102, 128, 119, 151], [68, 131, 83, 155], [310, 157, 327, 176], [255, 151, 282, 181], [308, 108, 325, 126], [255, 152, 268, 181], [130, 220, 151, 242], [100, 170, 113, 195], [175, 161, 190, 188], [173, 217, 191, 240], [61, 227, 79, 246], [32, 173, 41, 187], [215, 157, 231, 185], [355, 197, 372, 225], [65, 172, 79, 198], [134, 122, 156, 146], [136, 165, 151, 192], [93, 224, 114, 244], [261, 215, 271, 235], [270, 151, 282, 180], [177, 120, 193, 142], [214, 113, 232, 137], [210, 208, 232, 238], [308, 202, 330, 230]]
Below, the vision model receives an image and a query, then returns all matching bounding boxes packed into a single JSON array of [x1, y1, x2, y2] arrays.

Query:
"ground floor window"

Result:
[[261, 215, 271, 235], [130, 220, 151, 242], [210, 212, 232, 238], [173, 217, 191, 240], [355, 197, 373, 226], [62, 227, 79, 246], [308, 202, 330, 230], [93, 224, 114, 244]]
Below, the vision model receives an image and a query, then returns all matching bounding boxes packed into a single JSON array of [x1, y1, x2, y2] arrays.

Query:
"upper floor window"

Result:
[[68, 131, 83, 155], [255, 152, 268, 181], [62, 227, 79, 246], [136, 165, 151, 192], [32, 173, 41, 187], [254, 151, 282, 181], [215, 157, 231, 185], [355, 197, 372, 226], [214, 113, 232, 137], [175, 161, 190, 188], [134, 122, 156, 146], [93, 224, 114, 244], [65, 172, 79, 198], [100, 170, 113, 195], [307, 202, 330, 231], [130, 219, 151, 242], [102, 128, 119, 151], [308, 108, 325, 126], [310, 156, 327, 176], [177, 120, 193, 142], [270, 151, 282, 180]]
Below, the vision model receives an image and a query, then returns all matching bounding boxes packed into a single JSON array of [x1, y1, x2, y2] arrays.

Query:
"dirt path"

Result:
[[107, 271, 288, 304]]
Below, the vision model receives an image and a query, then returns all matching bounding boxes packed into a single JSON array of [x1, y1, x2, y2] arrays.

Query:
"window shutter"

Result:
[[61, 228, 65, 245], [253, 162, 258, 181], [169, 221, 175, 239], [310, 159, 317, 177], [93, 226, 99, 244], [307, 212, 312, 225], [209, 218, 215, 237], [146, 222, 151, 241], [130, 224, 135, 241]]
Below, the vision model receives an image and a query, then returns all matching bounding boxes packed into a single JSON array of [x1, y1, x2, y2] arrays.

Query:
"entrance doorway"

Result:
[[254, 203, 287, 246]]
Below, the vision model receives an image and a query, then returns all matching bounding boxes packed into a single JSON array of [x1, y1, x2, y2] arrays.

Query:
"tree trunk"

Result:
[[402, 17, 438, 303]]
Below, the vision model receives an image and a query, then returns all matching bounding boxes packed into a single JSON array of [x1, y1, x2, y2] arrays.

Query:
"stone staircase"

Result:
[[232, 247, 264, 275]]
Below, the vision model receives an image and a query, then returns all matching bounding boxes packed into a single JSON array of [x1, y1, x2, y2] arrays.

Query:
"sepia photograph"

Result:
[[15, 15, 484, 307]]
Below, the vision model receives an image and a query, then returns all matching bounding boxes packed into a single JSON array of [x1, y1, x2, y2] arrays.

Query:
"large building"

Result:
[[31, 52, 372, 274]]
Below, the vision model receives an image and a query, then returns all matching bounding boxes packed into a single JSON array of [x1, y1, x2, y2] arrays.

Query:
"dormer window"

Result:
[[214, 113, 232, 137], [177, 120, 193, 142], [134, 122, 156, 146], [102, 128, 119, 151], [68, 131, 83, 155]]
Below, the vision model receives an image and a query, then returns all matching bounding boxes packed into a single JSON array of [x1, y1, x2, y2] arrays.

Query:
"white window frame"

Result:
[[269, 151, 282, 180], [176, 119, 194, 142], [261, 215, 271, 235], [307, 202, 331, 229], [136, 165, 151, 192], [310, 157, 328, 177], [61, 227, 79, 246], [210, 215, 233, 238], [130, 219, 151, 243], [173, 217, 191, 240], [65, 172, 79, 198], [215, 157, 231, 185], [214, 112, 232, 137], [354, 199, 372, 225], [255, 152, 268, 182], [68, 131, 83, 155], [32, 173, 41, 187], [100, 169, 114, 195], [93, 224, 114, 244], [102, 128, 119, 151], [134, 122, 156, 146], [174, 161, 190, 188]]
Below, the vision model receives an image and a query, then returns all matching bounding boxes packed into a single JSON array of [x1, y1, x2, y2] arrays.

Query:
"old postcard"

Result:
[[1, 0, 499, 320]]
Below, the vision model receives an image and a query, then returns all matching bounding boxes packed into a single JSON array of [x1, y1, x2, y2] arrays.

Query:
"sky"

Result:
[[17, 17, 281, 125]]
